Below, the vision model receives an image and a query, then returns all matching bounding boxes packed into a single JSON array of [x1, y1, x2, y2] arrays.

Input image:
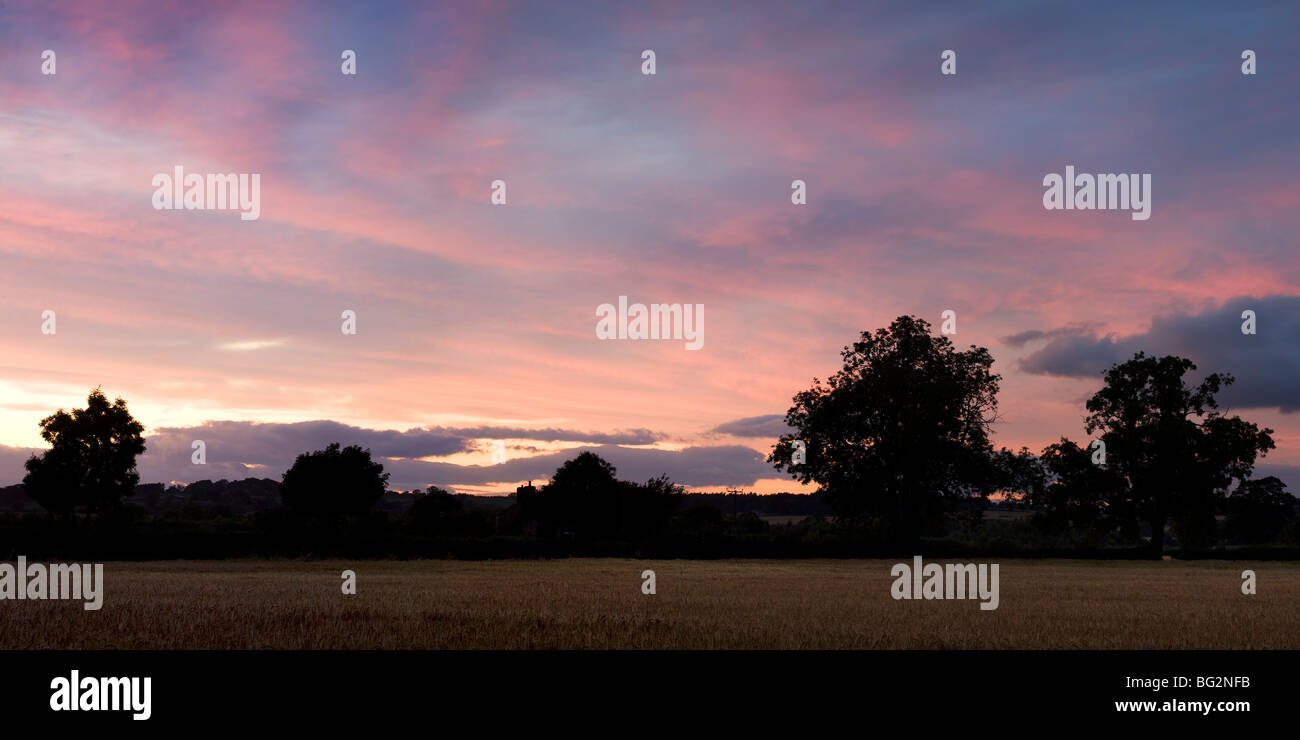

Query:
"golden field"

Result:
[[1, 558, 1295, 649]]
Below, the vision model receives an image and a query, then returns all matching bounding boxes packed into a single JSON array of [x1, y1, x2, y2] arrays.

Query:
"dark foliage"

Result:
[[517, 452, 681, 543], [1225, 476, 1297, 544], [1084, 353, 1274, 554], [23, 388, 146, 517], [280, 442, 389, 518], [769, 315, 1004, 546]]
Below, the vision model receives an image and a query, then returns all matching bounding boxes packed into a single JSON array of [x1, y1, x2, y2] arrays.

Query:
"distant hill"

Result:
[[679, 491, 831, 517], [0, 484, 38, 514], [0, 479, 524, 516], [0, 479, 824, 518], [0, 478, 287, 515]]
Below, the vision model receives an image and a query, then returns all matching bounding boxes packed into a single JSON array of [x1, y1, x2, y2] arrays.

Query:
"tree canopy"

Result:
[[1225, 476, 1296, 544], [769, 315, 1003, 545], [519, 451, 681, 542], [408, 486, 491, 536], [280, 442, 389, 518], [1083, 352, 1274, 553], [23, 388, 146, 517], [1028, 438, 1132, 539]]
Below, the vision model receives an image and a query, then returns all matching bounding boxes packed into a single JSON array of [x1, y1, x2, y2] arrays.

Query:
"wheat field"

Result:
[[0, 558, 1294, 649]]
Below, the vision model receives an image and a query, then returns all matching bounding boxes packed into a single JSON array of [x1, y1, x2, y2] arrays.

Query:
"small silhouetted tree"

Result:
[[280, 443, 389, 518], [410, 486, 460, 518], [769, 315, 1002, 546], [529, 452, 618, 540], [617, 474, 683, 540], [408, 486, 490, 536], [23, 388, 146, 518], [1225, 476, 1295, 544], [524, 452, 680, 542], [1084, 353, 1274, 555]]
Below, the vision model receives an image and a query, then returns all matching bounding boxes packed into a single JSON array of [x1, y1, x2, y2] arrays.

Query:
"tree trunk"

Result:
[[1149, 514, 1166, 557]]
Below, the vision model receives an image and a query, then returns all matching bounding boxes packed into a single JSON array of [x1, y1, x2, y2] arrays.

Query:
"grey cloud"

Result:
[[149, 421, 472, 462], [0, 445, 39, 487], [0, 426, 758, 491], [1001, 323, 1102, 349], [378, 444, 772, 490], [147, 420, 662, 463], [709, 414, 793, 438], [1018, 295, 1300, 413], [453, 426, 663, 446], [1017, 334, 1128, 378]]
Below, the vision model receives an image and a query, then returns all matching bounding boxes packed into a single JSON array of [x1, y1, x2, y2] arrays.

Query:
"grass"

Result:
[[1, 558, 1294, 649]]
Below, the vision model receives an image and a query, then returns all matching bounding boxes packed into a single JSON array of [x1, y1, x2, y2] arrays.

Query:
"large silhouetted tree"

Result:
[[23, 388, 147, 518], [280, 443, 389, 518], [768, 315, 1002, 545], [1084, 353, 1274, 554]]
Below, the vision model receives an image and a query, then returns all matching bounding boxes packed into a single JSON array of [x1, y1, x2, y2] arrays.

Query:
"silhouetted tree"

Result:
[[523, 452, 680, 542], [408, 486, 490, 536], [1030, 438, 1133, 539], [768, 315, 1002, 546], [1084, 353, 1274, 555], [616, 474, 683, 541], [1225, 476, 1295, 544], [531, 452, 616, 539], [23, 388, 146, 518], [987, 446, 1047, 499], [673, 502, 725, 535], [280, 443, 389, 518], [410, 486, 459, 517]]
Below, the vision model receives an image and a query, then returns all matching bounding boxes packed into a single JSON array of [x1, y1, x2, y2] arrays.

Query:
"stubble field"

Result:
[[1, 558, 1294, 649]]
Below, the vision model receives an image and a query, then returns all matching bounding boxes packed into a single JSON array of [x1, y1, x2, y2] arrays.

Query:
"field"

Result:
[[1, 558, 1295, 649]]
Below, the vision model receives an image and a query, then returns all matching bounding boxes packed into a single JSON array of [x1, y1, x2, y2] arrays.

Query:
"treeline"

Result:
[[766, 319, 1297, 556], [6, 315, 1300, 560], [2, 454, 1296, 561], [3, 499, 1295, 561], [0, 480, 831, 520], [678, 491, 831, 517]]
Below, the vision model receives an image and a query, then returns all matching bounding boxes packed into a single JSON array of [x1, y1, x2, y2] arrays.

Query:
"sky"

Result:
[[0, 0, 1297, 494]]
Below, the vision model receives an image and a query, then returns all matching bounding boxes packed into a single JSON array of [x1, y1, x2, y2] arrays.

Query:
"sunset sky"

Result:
[[1, 0, 1297, 494]]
